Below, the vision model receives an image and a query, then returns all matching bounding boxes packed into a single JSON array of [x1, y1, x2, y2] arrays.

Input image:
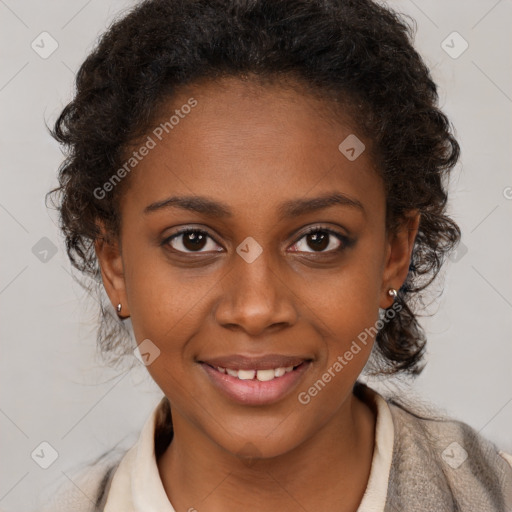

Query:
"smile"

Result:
[[199, 358, 311, 406]]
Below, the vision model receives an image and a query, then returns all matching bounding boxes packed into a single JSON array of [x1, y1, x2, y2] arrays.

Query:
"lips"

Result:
[[198, 354, 312, 405]]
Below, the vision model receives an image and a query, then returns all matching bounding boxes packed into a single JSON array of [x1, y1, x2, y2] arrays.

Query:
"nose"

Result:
[[213, 248, 298, 336]]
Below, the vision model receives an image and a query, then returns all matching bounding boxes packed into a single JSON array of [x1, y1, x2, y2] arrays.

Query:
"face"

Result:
[[96, 76, 418, 459]]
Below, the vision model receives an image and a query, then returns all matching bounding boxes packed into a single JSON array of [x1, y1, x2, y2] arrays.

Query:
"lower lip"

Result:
[[200, 362, 311, 406]]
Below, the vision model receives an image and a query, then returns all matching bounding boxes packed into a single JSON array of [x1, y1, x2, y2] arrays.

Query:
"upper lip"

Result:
[[199, 354, 311, 371]]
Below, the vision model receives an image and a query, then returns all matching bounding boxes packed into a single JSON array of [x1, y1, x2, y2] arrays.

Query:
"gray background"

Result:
[[1, 0, 511, 510]]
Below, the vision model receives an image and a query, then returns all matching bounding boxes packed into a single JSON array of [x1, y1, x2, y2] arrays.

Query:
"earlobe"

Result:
[[380, 210, 420, 309], [94, 226, 130, 318]]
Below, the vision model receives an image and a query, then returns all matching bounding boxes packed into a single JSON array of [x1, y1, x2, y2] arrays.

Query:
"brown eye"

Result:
[[164, 229, 222, 253], [290, 228, 348, 254]]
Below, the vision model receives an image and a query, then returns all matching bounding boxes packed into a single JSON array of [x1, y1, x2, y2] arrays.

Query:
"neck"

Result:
[[157, 389, 376, 512]]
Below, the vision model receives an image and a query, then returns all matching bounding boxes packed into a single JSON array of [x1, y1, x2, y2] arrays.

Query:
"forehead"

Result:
[[119, 76, 384, 224]]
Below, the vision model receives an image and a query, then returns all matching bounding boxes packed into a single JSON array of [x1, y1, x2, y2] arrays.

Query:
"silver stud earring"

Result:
[[388, 288, 398, 300], [116, 303, 122, 313]]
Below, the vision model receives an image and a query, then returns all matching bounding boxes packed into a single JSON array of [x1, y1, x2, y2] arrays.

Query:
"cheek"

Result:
[[315, 282, 380, 380], [123, 255, 210, 399], [296, 273, 381, 419], [309, 242, 384, 324], [123, 246, 186, 341], [305, 245, 385, 376]]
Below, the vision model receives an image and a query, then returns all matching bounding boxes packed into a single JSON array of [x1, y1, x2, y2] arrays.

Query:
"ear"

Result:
[[380, 209, 420, 309], [94, 222, 130, 317]]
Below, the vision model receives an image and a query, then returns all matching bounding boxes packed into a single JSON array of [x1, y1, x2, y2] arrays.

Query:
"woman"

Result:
[[44, 0, 512, 510]]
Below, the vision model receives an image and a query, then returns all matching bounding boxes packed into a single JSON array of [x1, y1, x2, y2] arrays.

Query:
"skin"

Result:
[[96, 76, 420, 512]]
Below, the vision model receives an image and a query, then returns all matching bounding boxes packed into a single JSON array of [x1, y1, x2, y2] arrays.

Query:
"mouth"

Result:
[[198, 355, 312, 405]]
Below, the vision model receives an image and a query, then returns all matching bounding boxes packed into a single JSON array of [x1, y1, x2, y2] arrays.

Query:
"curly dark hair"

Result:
[[47, 0, 461, 376]]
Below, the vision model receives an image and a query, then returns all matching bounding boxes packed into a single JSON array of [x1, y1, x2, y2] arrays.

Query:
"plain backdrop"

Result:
[[1, 0, 511, 510]]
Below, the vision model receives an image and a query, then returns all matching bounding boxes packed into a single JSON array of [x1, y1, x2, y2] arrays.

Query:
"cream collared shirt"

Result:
[[104, 386, 394, 512]]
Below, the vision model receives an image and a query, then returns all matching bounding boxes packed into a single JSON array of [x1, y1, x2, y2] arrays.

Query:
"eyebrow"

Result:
[[143, 192, 365, 218]]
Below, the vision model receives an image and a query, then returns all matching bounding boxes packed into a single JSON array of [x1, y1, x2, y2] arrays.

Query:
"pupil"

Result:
[[184, 232, 206, 251], [309, 231, 328, 251]]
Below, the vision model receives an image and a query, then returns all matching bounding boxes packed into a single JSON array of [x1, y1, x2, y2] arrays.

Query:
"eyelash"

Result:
[[161, 225, 351, 255]]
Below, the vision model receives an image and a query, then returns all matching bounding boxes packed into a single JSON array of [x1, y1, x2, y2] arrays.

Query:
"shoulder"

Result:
[[39, 397, 170, 512], [38, 449, 125, 512], [385, 398, 512, 512]]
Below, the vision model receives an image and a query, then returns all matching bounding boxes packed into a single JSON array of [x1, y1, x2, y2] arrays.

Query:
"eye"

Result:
[[163, 226, 351, 255], [289, 226, 348, 254], [163, 228, 222, 254]]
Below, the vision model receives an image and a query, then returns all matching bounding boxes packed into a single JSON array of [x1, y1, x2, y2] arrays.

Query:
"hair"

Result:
[[47, 0, 461, 377]]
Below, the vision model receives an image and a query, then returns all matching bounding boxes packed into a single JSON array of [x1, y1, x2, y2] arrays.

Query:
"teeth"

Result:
[[237, 369, 256, 380], [216, 365, 298, 381], [274, 367, 286, 377], [256, 369, 275, 381]]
